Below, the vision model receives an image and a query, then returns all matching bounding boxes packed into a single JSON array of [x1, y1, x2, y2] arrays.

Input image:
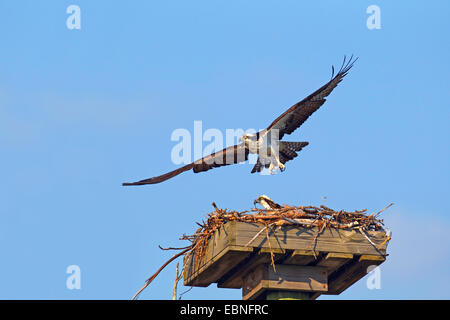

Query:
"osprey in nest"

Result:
[[123, 56, 357, 186], [254, 195, 282, 210]]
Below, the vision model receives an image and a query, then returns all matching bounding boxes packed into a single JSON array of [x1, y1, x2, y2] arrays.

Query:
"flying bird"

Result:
[[123, 56, 357, 186], [254, 195, 282, 210]]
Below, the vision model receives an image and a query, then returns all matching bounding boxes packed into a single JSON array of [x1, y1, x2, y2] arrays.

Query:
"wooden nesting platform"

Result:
[[183, 220, 388, 300]]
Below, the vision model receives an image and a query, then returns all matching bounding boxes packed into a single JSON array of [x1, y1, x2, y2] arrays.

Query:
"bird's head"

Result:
[[239, 133, 257, 145], [253, 194, 270, 206]]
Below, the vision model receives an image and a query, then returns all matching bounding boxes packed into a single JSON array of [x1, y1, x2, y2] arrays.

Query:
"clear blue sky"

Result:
[[1, 0, 449, 299]]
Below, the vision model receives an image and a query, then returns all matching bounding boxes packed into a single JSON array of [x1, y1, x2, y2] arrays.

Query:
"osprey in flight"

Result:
[[123, 56, 357, 186]]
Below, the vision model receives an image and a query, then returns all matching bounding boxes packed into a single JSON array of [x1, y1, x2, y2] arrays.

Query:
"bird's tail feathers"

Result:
[[280, 141, 309, 151], [278, 141, 309, 164], [251, 141, 309, 173]]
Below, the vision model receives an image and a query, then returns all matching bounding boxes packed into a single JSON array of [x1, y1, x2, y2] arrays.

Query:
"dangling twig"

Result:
[[265, 223, 277, 273], [358, 227, 377, 247], [245, 225, 269, 247], [172, 262, 183, 300], [178, 286, 193, 300], [131, 247, 191, 300]]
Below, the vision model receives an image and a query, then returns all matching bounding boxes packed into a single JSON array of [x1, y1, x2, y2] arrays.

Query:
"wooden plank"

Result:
[[183, 221, 238, 285], [242, 264, 328, 300], [184, 245, 253, 286], [316, 253, 354, 273], [233, 221, 388, 256], [218, 248, 286, 289], [284, 249, 317, 265], [326, 254, 385, 294]]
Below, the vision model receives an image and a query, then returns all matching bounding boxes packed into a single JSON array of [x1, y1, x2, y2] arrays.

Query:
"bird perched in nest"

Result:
[[123, 56, 357, 186], [254, 195, 282, 210]]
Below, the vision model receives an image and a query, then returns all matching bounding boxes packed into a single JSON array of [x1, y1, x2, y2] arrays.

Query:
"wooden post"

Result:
[[264, 291, 311, 300], [241, 264, 327, 300]]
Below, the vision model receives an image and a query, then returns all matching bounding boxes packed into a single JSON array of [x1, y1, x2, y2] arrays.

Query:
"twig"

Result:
[[311, 220, 328, 258], [245, 225, 268, 247], [282, 216, 313, 226], [131, 247, 191, 300], [159, 245, 192, 251], [265, 223, 277, 273], [358, 227, 377, 247], [377, 236, 391, 250], [172, 262, 182, 300], [373, 203, 394, 218], [178, 286, 193, 300]]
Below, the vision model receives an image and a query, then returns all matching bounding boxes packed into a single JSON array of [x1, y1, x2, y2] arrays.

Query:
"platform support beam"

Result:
[[242, 264, 328, 300]]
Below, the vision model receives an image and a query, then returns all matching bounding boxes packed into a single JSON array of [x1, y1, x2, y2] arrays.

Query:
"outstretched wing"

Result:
[[122, 144, 249, 186], [266, 55, 357, 140], [192, 143, 249, 173], [122, 163, 195, 186]]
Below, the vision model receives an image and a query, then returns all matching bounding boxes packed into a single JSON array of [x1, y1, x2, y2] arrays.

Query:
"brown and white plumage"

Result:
[[123, 56, 357, 186], [122, 144, 248, 185], [254, 195, 282, 210], [266, 55, 357, 140], [250, 141, 309, 173]]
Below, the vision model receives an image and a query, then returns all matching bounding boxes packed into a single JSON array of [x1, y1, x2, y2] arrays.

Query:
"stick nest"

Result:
[[181, 202, 390, 270], [132, 202, 392, 299]]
